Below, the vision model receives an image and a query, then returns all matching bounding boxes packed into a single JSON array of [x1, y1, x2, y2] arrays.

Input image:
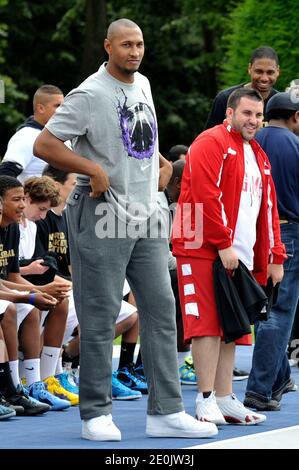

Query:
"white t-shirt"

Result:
[[233, 144, 262, 270], [3, 127, 46, 183], [19, 219, 37, 260]]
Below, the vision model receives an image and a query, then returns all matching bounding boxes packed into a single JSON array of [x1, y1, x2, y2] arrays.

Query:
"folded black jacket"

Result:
[[213, 258, 268, 343], [19, 252, 59, 285]]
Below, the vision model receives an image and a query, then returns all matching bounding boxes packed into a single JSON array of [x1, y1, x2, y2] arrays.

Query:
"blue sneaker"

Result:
[[21, 385, 51, 412], [55, 372, 79, 395], [112, 373, 142, 400], [71, 368, 80, 386], [179, 363, 197, 385], [116, 364, 148, 394], [0, 403, 16, 420], [28, 381, 71, 411], [134, 364, 146, 381]]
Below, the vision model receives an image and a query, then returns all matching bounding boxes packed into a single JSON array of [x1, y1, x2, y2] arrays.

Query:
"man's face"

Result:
[[59, 173, 77, 204], [226, 97, 264, 142], [105, 26, 144, 81], [2, 187, 26, 225], [292, 112, 299, 136], [24, 196, 51, 221], [39, 94, 64, 124], [248, 58, 279, 95]]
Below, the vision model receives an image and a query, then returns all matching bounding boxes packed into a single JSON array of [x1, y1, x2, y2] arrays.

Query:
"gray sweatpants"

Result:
[[67, 186, 183, 420]]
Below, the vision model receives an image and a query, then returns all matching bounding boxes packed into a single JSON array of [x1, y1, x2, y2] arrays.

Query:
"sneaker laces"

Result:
[[30, 381, 50, 400], [121, 364, 146, 386], [223, 393, 251, 412]]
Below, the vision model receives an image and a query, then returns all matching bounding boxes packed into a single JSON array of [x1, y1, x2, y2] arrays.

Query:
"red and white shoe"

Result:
[[216, 393, 266, 425], [196, 392, 226, 425]]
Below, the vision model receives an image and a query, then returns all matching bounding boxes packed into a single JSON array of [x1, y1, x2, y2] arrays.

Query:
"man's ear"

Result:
[[226, 107, 234, 120], [36, 103, 45, 115], [104, 38, 111, 55]]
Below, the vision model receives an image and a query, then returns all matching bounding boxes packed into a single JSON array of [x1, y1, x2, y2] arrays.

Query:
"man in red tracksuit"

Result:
[[172, 87, 286, 426]]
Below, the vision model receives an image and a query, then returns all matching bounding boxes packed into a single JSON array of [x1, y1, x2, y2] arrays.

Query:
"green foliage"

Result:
[[0, 0, 84, 155], [0, 0, 240, 156], [220, 0, 299, 90], [107, 0, 230, 153]]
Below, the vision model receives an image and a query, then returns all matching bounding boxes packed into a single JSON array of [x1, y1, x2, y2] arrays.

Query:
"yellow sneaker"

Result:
[[43, 376, 79, 406]]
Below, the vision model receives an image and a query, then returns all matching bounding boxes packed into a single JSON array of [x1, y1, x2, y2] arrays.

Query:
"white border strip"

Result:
[[184, 425, 299, 449]]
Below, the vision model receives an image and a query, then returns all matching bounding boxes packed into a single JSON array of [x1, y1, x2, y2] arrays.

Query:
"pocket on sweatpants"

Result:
[[66, 188, 86, 233]]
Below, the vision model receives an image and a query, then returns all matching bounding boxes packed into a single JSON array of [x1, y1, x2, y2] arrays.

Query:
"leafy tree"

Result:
[[78, 0, 107, 81], [0, 0, 28, 157], [0, 0, 243, 157], [220, 0, 299, 91], [0, 0, 84, 156], [108, 0, 234, 153]]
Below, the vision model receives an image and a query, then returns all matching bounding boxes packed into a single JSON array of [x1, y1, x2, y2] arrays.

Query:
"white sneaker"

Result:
[[82, 414, 121, 441], [196, 392, 226, 425], [216, 393, 266, 425], [146, 411, 218, 438]]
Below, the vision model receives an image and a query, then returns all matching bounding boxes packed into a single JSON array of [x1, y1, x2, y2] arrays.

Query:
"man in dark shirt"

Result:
[[205, 46, 280, 129], [34, 166, 76, 279], [244, 91, 299, 411], [0, 176, 56, 415]]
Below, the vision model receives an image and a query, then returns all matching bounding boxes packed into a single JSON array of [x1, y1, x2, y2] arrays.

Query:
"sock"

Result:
[[62, 347, 74, 364], [135, 348, 142, 367], [118, 341, 136, 369], [71, 355, 80, 369], [23, 358, 40, 386], [40, 346, 61, 380], [196, 391, 213, 401], [55, 357, 64, 375], [216, 394, 232, 402], [9, 360, 20, 387], [0, 361, 17, 397]]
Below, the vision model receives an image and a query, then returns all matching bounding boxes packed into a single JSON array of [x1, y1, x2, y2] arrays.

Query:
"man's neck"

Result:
[[51, 201, 66, 216], [105, 63, 135, 84], [33, 114, 45, 127], [0, 219, 10, 228], [268, 119, 290, 130], [244, 82, 271, 101]]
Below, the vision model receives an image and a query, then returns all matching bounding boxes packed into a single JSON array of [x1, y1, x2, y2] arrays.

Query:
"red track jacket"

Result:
[[172, 120, 286, 285]]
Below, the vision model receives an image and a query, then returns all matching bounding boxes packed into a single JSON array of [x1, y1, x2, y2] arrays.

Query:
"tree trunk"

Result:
[[78, 0, 107, 83]]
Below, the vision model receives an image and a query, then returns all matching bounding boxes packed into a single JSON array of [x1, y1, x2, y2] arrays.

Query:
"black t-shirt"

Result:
[[34, 210, 71, 278], [0, 223, 20, 279], [205, 84, 278, 129]]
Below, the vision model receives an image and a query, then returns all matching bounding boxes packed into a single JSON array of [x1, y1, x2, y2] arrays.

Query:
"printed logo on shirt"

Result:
[[117, 89, 157, 160], [0, 243, 16, 279], [49, 232, 68, 255]]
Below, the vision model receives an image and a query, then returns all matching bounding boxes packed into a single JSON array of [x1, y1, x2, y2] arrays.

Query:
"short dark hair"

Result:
[[0, 175, 23, 198], [227, 88, 263, 111], [250, 46, 279, 66], [167, 145, 188, 163], [169, 159, 186, 183], [33, 84, 63, 110], [267, 108, 297, 121], [42, 165, 70, 184]]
